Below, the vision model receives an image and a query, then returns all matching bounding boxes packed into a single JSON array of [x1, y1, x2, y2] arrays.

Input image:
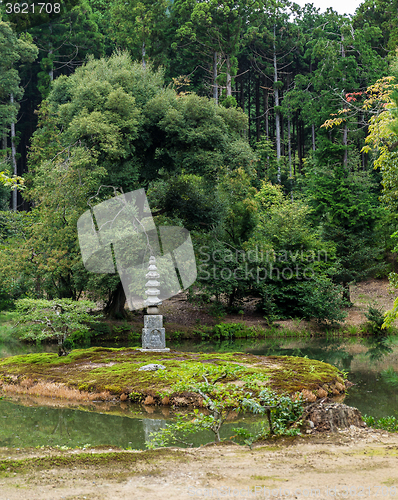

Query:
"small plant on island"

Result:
[[13, 298, 100, 355], [146, 370, 305, 449]]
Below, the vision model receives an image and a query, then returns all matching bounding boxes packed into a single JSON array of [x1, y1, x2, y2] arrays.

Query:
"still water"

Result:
[[0, 399, 260, 449], [0, 334, 397, 449]]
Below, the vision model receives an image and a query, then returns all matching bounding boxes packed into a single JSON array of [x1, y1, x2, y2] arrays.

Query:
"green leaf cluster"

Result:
[[12, 298, 101, 344]]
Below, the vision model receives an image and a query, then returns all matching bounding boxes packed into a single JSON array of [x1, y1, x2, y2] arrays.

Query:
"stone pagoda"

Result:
[[140, 256, 170, 352]]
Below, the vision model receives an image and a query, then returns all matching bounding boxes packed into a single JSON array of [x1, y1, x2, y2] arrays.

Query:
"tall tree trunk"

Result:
[[264, 87, 269, 138], [142, 41, 146, 69], [256, 76, 260, 141], [213, 51, 218, 103], [343, 122, 348, 167], [10, 93, 17, 212], [341, 33, 348, 168], [288, 115, 292, 177], [104, 281, 128, 319], [49, 23, 54, 81], [248, 67, 251, 142], [297, 116, 302, 174], [226, 54, 232, 97], [240, 78, 244, 110], [273, 25, 281, 182]]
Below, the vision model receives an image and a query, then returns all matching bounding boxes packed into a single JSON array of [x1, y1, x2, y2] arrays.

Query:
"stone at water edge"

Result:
[[139, 364, 166, 371]]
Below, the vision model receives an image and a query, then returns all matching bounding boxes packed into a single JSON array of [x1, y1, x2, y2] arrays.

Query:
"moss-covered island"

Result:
[[0, 347, 347, 406]]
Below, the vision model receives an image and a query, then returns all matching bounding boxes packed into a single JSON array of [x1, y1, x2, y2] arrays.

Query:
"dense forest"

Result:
[[1, 0, 398, 326]]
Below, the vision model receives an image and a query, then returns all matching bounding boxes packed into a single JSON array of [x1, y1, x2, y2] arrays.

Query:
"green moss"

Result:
[[0, 347, 344, 403]]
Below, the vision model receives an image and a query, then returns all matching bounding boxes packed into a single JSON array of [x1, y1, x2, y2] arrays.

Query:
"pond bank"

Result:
[[0, 347, 347, 405]]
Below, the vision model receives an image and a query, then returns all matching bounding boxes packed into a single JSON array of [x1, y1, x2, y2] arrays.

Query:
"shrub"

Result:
[[258, 277, 347, 324], [364, 305, 385, 334], [13, 298, 101, 355], [213, 322, 256, 339], [363, 415, 398, 433]]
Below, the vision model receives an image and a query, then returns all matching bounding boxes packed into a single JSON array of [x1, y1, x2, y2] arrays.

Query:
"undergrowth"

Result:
[[362, 415, 398, 433]]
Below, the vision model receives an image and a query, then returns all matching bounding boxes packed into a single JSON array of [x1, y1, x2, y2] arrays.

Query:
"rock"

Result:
[[301, 389, 317, 402], [304, 402, 366, 432], [317, 388, 328, 398], [139, 364, 166, 371], [144, 395, 155, 405], [120, 393, 128, 401], [335, 382, 345, 392]]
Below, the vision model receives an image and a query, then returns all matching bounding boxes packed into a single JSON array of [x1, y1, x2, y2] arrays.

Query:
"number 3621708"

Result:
[[5, 3, 61, 14]]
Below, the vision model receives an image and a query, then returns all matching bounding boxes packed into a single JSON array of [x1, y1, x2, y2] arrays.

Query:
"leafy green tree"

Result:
[[13, 298, 99, 355], [172, 0, 256, 100], [189, 167, 260, 309], [312, 14, 385, 166], [110, 0, 170, 68], [300, 162, 385, 302], [141, 90, 254, 182], [361, 70, 398, 327], [148, 172, 226, 231], [0, 19, 37, 210], [8, 52, 253, 315], [3, 0, 104, 96], [248, 181, 344, 322], [354, 0, 398, 56]]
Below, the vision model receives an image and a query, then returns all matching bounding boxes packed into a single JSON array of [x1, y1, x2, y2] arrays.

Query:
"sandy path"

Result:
[[0, 427, 397, 499]]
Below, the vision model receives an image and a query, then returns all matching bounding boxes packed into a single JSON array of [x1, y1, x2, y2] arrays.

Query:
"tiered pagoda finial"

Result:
[[141, 256, 169, 352], [144, 256, 161, 314]]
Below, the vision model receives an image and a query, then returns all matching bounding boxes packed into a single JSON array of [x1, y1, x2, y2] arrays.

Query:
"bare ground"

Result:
[[0, 427, 397, 499]]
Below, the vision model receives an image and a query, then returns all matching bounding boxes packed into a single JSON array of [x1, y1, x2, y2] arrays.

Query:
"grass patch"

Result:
[[0, 449, 183, 476]]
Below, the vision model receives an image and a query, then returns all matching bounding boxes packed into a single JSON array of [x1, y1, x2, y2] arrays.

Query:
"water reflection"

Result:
[[362, 334, 393, 362], [0, 342, 58, 358], [143, 418, 167, 445], [246, 339, 356, 372], [0, 399, 147, 449], [0, 398, 257, 449]]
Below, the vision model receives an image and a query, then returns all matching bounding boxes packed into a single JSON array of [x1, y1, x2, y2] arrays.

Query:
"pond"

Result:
[[0, 398, 261, 449], [0, 334, 397, 449]]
